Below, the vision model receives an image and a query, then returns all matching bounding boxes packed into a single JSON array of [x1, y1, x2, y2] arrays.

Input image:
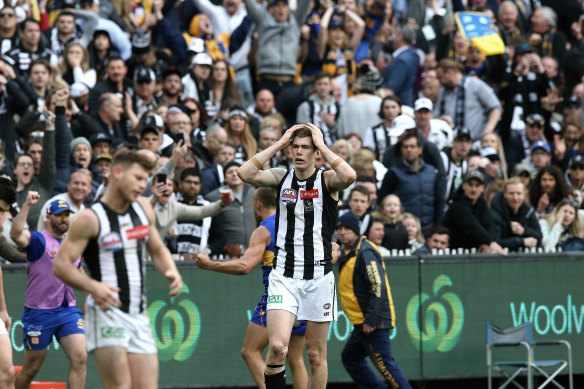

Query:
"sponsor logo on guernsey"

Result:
[[27, 331, 41, 337], [267, 295, 283, 304], [281, 189, 298, 204], [300, 189, 319, 200], [101, 232, 123, 251], [101, 326, 125, 339], [126, 225, 149, 240]]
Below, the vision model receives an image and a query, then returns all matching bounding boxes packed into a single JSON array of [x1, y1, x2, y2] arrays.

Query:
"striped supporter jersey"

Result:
[[83, 201, 149, 314], [274, 168, 338, 280]]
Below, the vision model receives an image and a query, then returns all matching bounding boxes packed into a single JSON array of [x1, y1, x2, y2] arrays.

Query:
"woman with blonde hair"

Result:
[[371, 194, 409, 250], [402, 212, 425, 253], [60, 41, 96, 88], [225, 105, 257, 164], [331, 138, 354, 162], [539, 199, 584, 251], [480, 132, 508, 180]]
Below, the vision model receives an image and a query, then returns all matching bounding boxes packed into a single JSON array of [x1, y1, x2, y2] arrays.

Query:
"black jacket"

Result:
[[443, 188, 494, 249], [490, 191, 543, 251]]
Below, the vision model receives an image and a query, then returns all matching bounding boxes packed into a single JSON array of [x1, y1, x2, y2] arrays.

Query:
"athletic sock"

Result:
[[265, 369, 286, 389]]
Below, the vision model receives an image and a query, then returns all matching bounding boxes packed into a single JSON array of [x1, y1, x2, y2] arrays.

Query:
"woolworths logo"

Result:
[[509, 295, 584, 335], [148, 283, 201, 362], [406, 274, 464, 352]]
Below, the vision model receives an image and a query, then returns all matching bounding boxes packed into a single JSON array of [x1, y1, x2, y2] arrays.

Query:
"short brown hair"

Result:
[[292, 128, 315, 149], [111, 150, 155, 172], [253, 187, 278, 209], [437, 59, 464, 74]]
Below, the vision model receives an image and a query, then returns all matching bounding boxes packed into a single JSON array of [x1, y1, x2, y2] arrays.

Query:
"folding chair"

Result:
[[486, 322, 573, 389]]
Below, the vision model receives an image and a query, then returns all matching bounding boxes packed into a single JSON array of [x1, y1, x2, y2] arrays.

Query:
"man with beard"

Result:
[[10, 193, 87, 389], [160, 67, 182, 106]]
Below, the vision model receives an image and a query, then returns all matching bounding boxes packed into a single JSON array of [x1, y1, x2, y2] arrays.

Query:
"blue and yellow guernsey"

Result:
[[260, 214, 277, 295], [338, 236, 396, 328]]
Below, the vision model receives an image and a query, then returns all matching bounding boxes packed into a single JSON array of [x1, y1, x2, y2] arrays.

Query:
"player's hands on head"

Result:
[[279, 124, 305, 149], [305, 123, 326, 149]]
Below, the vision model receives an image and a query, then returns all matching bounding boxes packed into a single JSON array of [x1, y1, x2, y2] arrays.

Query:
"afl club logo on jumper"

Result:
[[281, 189, 298, 204], [101, 232, 123, 251]]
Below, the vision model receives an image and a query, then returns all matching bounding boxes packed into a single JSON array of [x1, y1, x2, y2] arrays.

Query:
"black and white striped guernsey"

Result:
[[84, 201, 149, 314], [274, 168, 338, 280]]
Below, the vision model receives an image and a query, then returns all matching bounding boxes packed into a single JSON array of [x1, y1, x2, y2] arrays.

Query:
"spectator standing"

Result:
[[181, 52, 213, 106], [443, 170, 507, 254], [336, 64, 382, 139], [296, 71, 340, 146], [60, 41, 96, 88], [362, 95, 402, 162], [336, 212, 412, 389], [338, 185, 373, 237], [37, 169, 93, 232], [10, 194, 87, 389], [150, 171, 232, 241], [200, 141, 236, 195], [192, 124, 228, 171], [243, 0, 311, 99], [0, 6, 18, 55], [529, 7, 566, 65], [381, 24, 419, 106], [505, 112, 547, 172], [434, 59, 502, 142], [14, 120, 55, 231], [441, 127, 471, 209], [4, 18, 56, 76], [225, 106, 257, 164], [379, 130, 441, 234], [490, 177, 542, 252], [413, 97, 453, 151], [205, 160, 256, 256], [88, 56, 132, 116]]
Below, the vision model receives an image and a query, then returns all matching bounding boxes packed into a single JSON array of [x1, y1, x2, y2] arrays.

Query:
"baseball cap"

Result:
[[525, 113, 545, 127], [453, 127, 472, 140], [143, 115, 163, 129], [191, 52, 213, 67], [134, 67, 156, 84], [463, 169, 485, 185], [131, 32, 151, 54], [414, 97, 433, 112], [530, 140, 551, 154], [187, 38, 205, 54], [94, 153, 112, 163], [268, 0, 288, 7], [480, 146, 500, 161], [569, 155, 584, 168], [512, 163, 531, 176], [89, 132, 112, 146], [389, 114, 416, 137], [336, 212, 360, 235], [47, 199, 73, 215], [70, 82, 89, 98]]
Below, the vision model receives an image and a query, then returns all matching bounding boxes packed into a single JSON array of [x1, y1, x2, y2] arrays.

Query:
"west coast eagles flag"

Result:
[[455, 12, 505, 56]]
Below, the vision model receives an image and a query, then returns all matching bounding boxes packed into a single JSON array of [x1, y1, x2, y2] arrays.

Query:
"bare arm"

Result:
[[196, 225, 270, 275], [10, 191, 39, 248], [483, 108, 502, 135], [316, 7, 334, 59], [0, 268, 9, 330], [345, 8, 365, 51], [53, 209, 123, 310], [138, 197, 183, 296], [237, 124, 306, 187], [305, 123, 356, 194]]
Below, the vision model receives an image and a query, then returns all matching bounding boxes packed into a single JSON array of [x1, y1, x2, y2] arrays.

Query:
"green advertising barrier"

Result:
[[3, 253, 583, 387]]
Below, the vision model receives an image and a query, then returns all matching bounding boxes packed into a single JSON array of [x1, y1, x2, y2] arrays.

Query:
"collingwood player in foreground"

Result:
[[238, 123, 356, 389], [54, 151, 183, 389]]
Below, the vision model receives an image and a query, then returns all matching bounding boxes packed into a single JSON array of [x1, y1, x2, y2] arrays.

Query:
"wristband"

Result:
[[250, 155, 265, 169], [331, 157, 345, 170]]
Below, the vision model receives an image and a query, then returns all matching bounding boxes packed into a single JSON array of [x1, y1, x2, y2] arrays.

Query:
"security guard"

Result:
[[336, 212, 412, 389]]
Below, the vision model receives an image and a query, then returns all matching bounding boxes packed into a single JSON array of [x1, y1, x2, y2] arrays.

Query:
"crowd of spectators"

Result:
[[1, 0, 584, 261]]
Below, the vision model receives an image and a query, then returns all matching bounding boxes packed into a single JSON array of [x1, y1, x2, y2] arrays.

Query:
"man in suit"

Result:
[[381, 24, 419, 107]]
